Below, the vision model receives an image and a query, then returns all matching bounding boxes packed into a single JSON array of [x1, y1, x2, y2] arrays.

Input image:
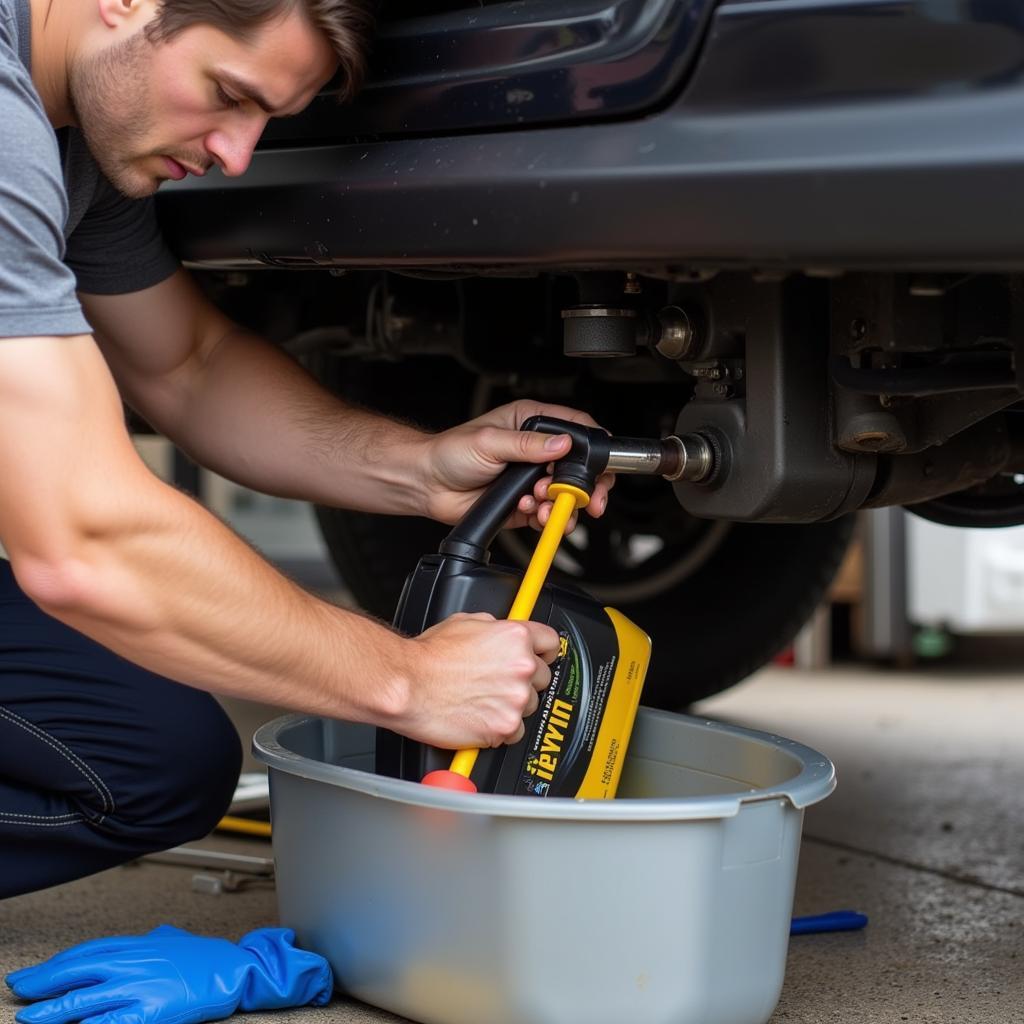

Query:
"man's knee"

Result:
[[103, 688, 242, 851], [163, 693, 243, 843]]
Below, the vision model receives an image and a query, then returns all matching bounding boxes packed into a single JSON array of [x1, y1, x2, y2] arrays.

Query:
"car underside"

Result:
[[156, 0, 1024, 703]]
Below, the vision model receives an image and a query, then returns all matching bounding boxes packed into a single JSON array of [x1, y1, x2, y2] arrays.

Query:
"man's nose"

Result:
[[204, 121, 266, 177]]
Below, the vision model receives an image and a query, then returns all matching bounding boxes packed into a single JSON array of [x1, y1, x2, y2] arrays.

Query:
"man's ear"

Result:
[[96, 0, 158, 32]]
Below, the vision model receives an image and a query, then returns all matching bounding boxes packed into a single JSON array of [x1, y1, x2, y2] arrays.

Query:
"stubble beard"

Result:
[[69, 31, 159, 199]]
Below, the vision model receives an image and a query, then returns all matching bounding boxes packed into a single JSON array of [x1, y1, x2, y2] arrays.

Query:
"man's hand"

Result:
[[385, 612, 561, 749], [419, 400, 616, 530]]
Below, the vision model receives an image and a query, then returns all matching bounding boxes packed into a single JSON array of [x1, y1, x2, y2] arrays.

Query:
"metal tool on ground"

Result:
[[139, 845, 275, 895], [376, 415, 714, 795]]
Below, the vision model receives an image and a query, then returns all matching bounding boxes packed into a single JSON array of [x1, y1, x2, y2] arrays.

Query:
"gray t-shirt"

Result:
[[0, 0, 179, 338]]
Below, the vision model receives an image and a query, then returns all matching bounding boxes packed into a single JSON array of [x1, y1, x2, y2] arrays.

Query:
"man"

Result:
[[0, 0, 614, 901]]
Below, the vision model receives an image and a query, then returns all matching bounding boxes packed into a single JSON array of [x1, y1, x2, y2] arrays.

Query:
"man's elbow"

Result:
[[5, 488, 170, 635], [10, 549, 108, 618], [6, 506, 140, 623]]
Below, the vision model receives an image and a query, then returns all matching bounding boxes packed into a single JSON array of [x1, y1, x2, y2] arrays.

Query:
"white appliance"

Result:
[[908, 515, 1024, 634]]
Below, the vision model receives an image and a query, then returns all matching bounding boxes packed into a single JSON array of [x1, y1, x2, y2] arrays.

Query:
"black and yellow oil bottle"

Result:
[[374, 416, 714, 798]]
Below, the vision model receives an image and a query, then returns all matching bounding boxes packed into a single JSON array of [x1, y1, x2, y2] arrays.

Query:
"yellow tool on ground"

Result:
[[215, 815, 272, 838]]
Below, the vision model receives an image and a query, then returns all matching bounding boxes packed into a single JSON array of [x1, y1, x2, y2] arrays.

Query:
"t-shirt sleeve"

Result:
[[66, 174, 180, 296], [0, 54, 91, 338]]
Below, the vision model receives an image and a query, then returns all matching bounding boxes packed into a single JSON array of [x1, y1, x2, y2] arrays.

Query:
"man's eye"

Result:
[[216, 85, 240, 109]]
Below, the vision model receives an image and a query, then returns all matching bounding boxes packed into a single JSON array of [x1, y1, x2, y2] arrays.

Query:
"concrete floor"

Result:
[[2, 664, 1022, 1023]]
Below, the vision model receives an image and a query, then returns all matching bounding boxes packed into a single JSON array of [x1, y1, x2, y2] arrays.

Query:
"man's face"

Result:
[[69, 8, 337, 199]]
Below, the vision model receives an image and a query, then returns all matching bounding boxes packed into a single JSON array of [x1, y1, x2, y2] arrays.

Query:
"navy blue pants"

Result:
[[0, 560, 242, 899]]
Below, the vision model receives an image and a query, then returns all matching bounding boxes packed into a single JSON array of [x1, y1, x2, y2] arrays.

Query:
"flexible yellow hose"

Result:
[[448, 484, 590, 780]]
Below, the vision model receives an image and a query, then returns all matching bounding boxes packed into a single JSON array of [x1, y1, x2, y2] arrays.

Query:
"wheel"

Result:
[[312, 356, 854, 707], [907, 475, 1024, 528]]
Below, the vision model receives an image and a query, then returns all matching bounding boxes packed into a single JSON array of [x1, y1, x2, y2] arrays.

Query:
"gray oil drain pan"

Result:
[[254, 706, 835, 1024]]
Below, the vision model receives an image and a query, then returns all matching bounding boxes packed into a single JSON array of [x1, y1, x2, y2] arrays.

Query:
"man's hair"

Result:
[[145, 0, 376, 102]]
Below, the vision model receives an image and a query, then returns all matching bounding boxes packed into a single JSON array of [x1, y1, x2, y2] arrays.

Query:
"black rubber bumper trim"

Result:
[[160, 84, 1024, 273]]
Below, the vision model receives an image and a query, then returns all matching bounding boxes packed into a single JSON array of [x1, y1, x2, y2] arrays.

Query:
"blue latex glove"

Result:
[[5, 924, 332, 1024]]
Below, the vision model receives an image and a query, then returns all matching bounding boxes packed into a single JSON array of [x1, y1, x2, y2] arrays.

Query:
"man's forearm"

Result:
[[22, 469, 416, 722], [149, 325, 433, 514], [0, 333, 415, 723], [86, 276, 588, 528]]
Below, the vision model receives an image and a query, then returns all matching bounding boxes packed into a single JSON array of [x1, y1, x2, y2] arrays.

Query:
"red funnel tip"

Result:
[[421, 769, 478, 792]]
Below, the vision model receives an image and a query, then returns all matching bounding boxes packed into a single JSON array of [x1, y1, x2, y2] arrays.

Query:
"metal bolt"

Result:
[[624, 272, 642, 295], [653, 306, 695, 360], [851, 430, 897, 452], [662, 433, 715, 483]]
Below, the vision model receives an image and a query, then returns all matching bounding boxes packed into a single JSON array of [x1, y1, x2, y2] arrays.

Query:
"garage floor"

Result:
[[2, 663, 1021, 1023]]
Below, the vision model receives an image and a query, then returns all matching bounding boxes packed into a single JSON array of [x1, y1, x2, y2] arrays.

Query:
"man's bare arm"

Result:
[[80, 272, 613, 526], [81, 271, 433, 515], [0, 333, 552, 747]]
